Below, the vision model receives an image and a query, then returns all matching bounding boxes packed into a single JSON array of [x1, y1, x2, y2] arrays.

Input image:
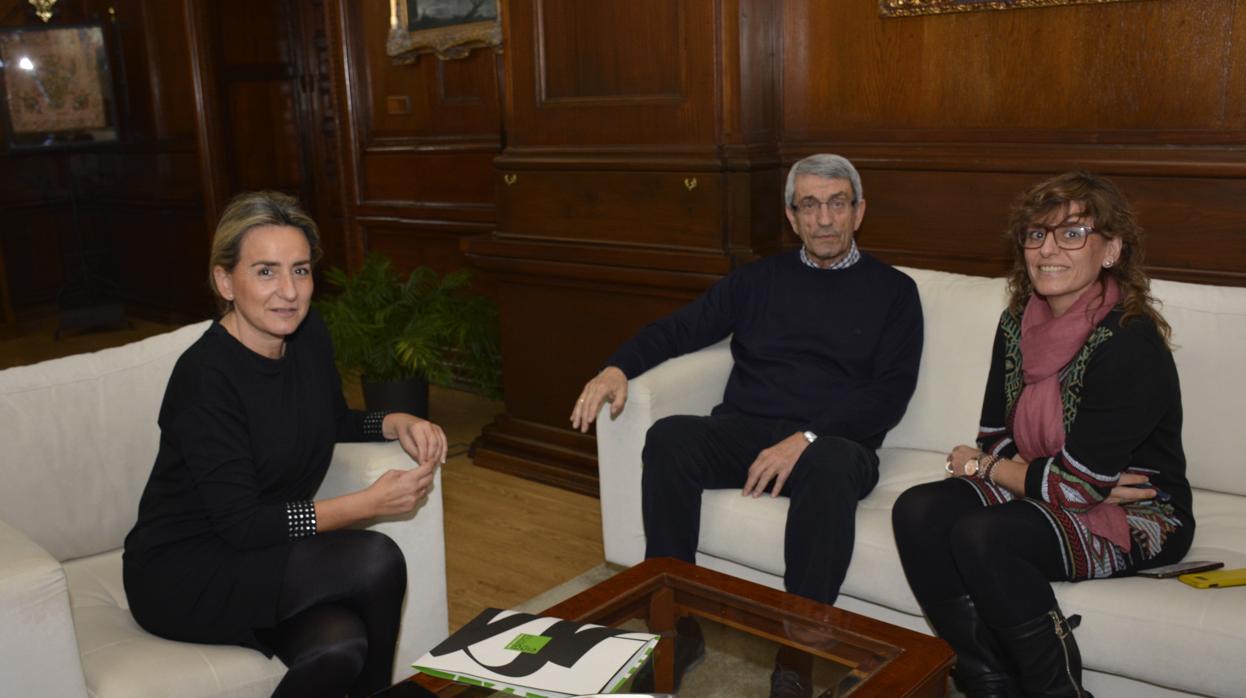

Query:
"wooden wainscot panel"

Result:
[[358, 219, 492, 280], [140, 0, 201, 141], [470, 270, 721, 496], [783, 0, 1246, 139], [73, 150, 203, 205], [353, 0, 501, 141], [360, 150, 497, 207], [1118, 175, 1246, 287], [537, 0, 682, 102], [504, 0, 717, 146], [847, 168, 1021, 278], [94, 203, 211, 317], [495, 168, 723, 251], [0, 206, 71, 308]]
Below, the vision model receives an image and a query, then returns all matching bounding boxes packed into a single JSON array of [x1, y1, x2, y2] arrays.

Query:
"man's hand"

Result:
[[383, 412, 448, 468], [1105, 471, 1157, 505], [742, 432, 810, 498], [570, 366, 628, 433]]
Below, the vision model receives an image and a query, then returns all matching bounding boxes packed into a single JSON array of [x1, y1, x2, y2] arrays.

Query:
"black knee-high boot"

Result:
[[923, 595, 1018, 698], [994, 604, 1092, 698]]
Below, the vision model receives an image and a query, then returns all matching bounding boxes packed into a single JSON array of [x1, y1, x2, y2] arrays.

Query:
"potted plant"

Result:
[[316, 253, 502, 417]]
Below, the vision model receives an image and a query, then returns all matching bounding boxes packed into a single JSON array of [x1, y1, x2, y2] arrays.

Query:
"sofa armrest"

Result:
[[0, 518, 88, 697], [596, 339, 734, 567], [319, 442, 449, 682]]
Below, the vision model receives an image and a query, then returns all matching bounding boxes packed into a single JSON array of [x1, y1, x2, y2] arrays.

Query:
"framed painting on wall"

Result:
[[386, 0, 502, 62], [0, 24, 118, 150], [880, 0, 1144, 17]]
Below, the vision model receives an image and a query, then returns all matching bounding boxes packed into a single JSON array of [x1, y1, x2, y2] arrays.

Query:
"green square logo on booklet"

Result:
[[413, 608, 658, 697]]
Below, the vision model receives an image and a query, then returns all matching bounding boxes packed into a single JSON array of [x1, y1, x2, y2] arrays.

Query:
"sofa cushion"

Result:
[[1051, 534, 1246, 698], [1153, 278, 1246, 496], [65, 550, 284, 698], [883, 268, 1008, 454], [0, 321, 211, 562]]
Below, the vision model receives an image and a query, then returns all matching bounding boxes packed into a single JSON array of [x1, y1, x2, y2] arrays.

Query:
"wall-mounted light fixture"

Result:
[[29, 0, 58, 23]]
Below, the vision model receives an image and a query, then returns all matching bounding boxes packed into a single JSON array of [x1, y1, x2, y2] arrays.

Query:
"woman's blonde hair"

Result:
[[1004, 171, 1171, 347], [208, 191, 322, 314]]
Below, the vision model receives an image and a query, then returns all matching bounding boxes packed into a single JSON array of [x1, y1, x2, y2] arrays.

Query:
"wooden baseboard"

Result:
[[471, 413, 600, 497]]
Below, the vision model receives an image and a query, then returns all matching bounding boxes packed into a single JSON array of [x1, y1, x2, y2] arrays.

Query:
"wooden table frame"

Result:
[[404, 558, 954, 697]]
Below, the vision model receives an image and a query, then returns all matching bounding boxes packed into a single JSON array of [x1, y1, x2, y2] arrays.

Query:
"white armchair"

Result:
[[0, 322, 448, 698], [596, 338, 732, 568]]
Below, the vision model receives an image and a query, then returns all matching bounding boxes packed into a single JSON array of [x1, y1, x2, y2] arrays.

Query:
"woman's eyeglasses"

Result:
[[1017, 224, 1100, 250]]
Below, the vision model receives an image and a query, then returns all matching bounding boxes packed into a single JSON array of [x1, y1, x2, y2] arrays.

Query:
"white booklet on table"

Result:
[[413, 608, 659, 697]]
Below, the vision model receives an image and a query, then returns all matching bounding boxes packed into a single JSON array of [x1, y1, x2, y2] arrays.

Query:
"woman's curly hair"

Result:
[[1004, 171, 1171, 348]]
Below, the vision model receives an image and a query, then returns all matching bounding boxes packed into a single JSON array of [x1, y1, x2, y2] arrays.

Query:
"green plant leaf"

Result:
[[314, 253, 502, 396]]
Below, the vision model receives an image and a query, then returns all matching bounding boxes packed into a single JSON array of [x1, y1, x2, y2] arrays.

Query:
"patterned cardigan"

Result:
[[961, 306, 1193, 580]]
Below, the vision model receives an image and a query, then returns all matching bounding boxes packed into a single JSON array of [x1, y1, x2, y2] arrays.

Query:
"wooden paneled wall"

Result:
[[7, 0, 1243, 491], [326, 0, 502, 281], [783, 0, 1246, 286], [283, 0, 1246, 494], [0, 0, 348, 321], [459, 0, 784, 494], [0, 0, 210, 318]]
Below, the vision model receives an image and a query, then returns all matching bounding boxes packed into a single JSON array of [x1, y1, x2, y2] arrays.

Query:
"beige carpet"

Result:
[[511, 564, 863, 697]]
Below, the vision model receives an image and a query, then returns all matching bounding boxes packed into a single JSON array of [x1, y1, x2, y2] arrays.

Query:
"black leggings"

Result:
[[266, 530, 407, 698], [892, 479, 1068, 628]]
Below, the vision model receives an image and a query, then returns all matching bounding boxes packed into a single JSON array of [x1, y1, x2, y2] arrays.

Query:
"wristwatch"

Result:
[[802, 430, 818, 444], [962, 457, 980, 477]]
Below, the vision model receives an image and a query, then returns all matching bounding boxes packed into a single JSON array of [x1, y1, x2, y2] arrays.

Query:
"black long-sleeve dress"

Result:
[[123, 309, 384, 654]]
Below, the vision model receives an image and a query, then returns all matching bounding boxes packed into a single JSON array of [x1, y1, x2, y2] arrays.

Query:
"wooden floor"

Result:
[[0, 310, 605, 631]]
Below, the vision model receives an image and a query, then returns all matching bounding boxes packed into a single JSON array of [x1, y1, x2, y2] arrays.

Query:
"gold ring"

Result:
[[944, 458, 954, 476]]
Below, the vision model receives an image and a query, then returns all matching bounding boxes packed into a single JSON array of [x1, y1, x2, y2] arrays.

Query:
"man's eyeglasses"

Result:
[[792, 196, 856, 217], [1017, 224, 1100, 250]]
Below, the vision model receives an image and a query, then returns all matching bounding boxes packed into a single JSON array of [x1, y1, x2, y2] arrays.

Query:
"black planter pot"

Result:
[[361, 375, 430, 419]]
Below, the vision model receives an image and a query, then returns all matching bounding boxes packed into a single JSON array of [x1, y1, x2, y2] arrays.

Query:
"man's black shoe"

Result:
[[770, 647, 813, 698], [631, 618, 706, 692], [769, 664, 813, 698]]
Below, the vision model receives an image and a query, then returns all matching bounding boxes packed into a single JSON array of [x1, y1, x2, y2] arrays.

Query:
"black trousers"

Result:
[[641, 413, 879, 604]]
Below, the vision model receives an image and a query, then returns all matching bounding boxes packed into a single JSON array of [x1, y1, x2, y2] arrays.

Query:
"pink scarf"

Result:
[[1015, 277, 1130, 550]]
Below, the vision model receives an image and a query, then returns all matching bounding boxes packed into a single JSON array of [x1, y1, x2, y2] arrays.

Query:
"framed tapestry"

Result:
[[880, 0, 1145, 17], [387, 0, 502, 62], [0, 24, 118, 150]]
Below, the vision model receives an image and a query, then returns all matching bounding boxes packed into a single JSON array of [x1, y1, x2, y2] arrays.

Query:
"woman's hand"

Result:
[[1105, 471, 1156, 505], [366, 466, 436, 518], [383, 412, 448, 468], [945, 444, 984, 477]]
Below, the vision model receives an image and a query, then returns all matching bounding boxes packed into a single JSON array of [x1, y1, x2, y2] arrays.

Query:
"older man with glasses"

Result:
[[569, 154, 924, 698]]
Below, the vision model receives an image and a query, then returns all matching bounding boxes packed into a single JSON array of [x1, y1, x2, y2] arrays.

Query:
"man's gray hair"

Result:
[[784, 154, 863, 208]]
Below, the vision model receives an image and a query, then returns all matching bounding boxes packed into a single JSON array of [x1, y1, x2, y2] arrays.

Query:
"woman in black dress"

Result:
[[891, 173, 1192, 697], [124, 191, 448, 697]]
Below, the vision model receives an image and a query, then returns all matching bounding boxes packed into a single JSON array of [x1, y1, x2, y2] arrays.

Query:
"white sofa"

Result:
[[0, 321, 449, 698], [598, 267, 1246, 698]]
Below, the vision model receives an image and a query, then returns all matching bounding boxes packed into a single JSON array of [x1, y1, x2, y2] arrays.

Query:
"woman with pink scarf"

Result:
[[892, 172, 1191, 698]]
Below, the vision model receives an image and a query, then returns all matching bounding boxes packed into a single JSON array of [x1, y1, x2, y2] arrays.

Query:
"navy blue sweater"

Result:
[[607, 251, 923, 450]]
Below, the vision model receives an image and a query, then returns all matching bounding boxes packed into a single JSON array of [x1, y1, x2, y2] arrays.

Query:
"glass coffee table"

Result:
[[379, 557, 953, 697]]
